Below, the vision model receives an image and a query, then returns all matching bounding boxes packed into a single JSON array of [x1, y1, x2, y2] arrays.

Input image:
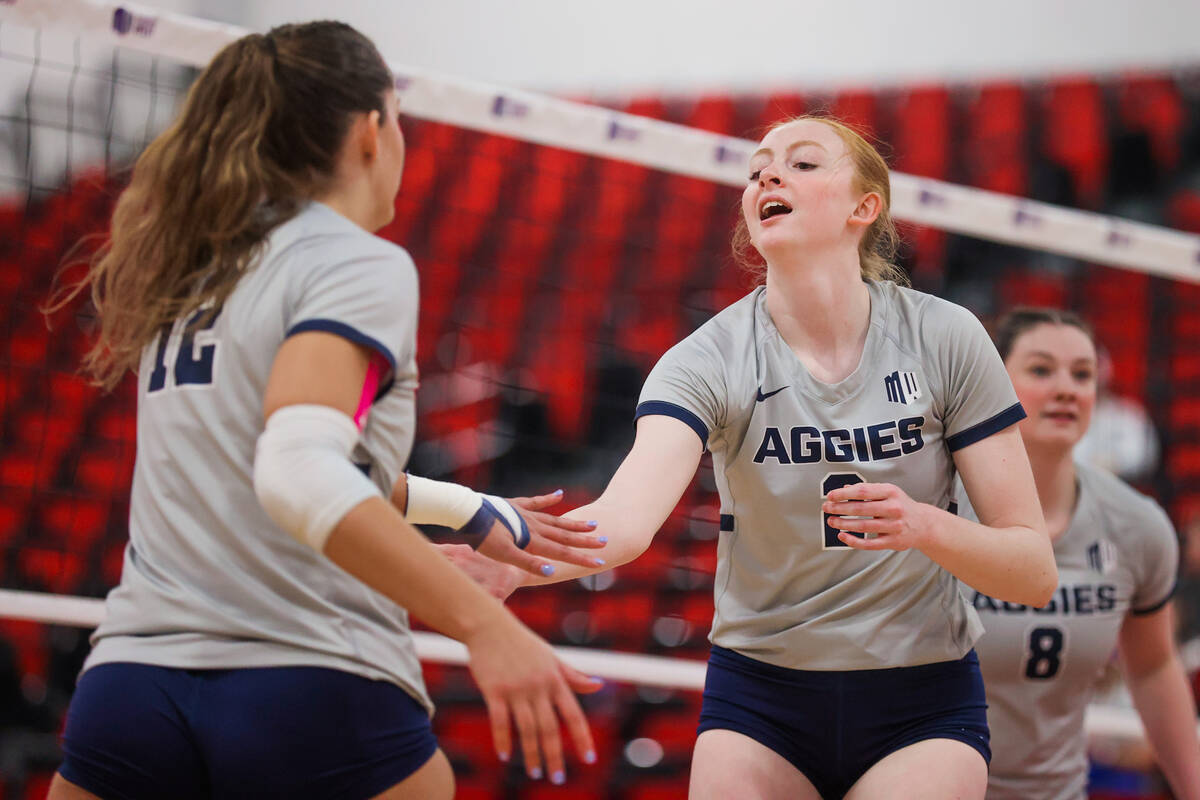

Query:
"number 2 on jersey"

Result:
[[147, 307, 221, 393], [823, 472, 865, 549]]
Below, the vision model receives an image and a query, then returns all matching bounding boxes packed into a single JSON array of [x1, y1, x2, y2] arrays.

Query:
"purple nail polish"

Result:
[[593, 558, 606, 566], [540, 563, 555, 577], [498, 751, 510, 762], [588, 520, 599, 527], [530, 767, 543, 780], [553, 489, 564, 495], [597, 536, 608, 544], [551, 770, 565, 785], [584, 750, 597, 764]]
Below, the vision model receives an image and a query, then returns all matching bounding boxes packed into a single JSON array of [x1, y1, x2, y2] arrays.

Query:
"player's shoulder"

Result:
[[270, 202, 416, 275], [1078, 461, 1174, 540], [874, 281, 978, 332], [868, 281, 981, 362], [671, 286, 761, 355]]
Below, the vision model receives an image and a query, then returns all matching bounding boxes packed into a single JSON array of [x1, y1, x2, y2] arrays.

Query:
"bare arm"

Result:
[[827, 425, 1055, 606], [262, 332, 599, 778], [519, 415, 704, 587], [1117, 603, 1200, 800]]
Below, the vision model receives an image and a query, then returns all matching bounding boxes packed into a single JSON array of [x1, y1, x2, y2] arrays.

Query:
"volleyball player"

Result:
[[447, 116, 1058, 799], [46, 22, 605, 800], [961, 308, 1200, 800]]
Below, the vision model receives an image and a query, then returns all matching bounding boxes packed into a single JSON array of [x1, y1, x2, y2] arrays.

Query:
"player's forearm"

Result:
[[1125, 655, 1200, 800], [324, 495, 508, 642], [920, 506, 1057, 606], [519, 499, 653, 587]]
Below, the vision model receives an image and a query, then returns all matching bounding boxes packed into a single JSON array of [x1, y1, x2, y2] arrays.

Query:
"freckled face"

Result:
[[741, 119, 862, 258]]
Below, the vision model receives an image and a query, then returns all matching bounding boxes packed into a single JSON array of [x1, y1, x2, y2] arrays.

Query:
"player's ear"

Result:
[[849, 191, 881, 228], [350, 109, 382, 164]]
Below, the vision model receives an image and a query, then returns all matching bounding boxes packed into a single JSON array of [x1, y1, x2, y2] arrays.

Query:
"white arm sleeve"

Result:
[[254, 404, 382, 552]]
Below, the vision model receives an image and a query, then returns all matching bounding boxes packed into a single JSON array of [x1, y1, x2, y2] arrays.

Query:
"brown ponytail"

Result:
[[49, 21, 393, 389]]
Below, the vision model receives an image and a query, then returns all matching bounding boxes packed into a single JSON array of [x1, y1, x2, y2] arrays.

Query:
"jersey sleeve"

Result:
[[285, 242, 419, 374], [635, 329, 727, 448], [1130, 501, 1180, 615], [927, 301, 1025, 452]]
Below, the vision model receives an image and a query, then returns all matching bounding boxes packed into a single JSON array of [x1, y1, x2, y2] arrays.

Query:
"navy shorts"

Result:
[[698, 646, 990, 799], [59, 662, 439, 800]]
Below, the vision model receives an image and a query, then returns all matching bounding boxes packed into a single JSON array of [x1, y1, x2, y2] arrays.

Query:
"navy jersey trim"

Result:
[[1131, 581, 1176, 616], [945, 402, 1026, 452], [635, 401, 708, 446], [286, 319, 398, 372], [374, 378, 396, 403], [719, 514, 734, 532]]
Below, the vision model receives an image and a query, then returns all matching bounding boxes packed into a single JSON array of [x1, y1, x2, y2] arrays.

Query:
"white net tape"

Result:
[[3, 0, 1200, 282], [2, 587, 1194, 754]]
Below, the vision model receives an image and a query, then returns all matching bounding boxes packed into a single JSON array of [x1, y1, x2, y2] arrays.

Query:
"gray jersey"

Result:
[[85, 202, 431, 712], [961, 463, 1178, 800], [637, 281, 1023, 670]]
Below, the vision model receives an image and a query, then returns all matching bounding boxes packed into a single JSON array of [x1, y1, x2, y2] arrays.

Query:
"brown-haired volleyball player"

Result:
[[47, 21, 605, 800]]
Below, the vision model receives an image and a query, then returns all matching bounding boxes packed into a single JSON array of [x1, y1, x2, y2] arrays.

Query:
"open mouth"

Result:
[[759, 200, 792, 221]]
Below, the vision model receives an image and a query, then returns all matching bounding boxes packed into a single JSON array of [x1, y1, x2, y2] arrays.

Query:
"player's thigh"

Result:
[[47, 773, 104, 800], [689, 729, 822, 800], [844, 738, 986, 800], [370, 748, 454, 800]]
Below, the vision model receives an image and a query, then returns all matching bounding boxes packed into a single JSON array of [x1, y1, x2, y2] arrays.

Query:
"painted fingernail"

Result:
[[597, 536, 608, 544], [584, 750, 597, 764], [551, 770, 565, 785], [498, 751, 510, 762], [593, 558, 606, 566], [554, 489, 564, 495], [530, 767, 543, 780], [588, 520, 599, 527], [540, 564, 556, 577], [590, 675, 605, 684]]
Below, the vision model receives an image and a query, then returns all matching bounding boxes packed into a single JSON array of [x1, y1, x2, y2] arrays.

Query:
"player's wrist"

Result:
[[910, 501, 949, 552], [403, 474, 531, 550]]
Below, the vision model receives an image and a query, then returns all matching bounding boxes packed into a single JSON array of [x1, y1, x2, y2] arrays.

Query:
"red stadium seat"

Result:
[[39, 496, 109, 550], [17, 547, 86, 594], [965, 83, 1029, 196], [1116, 74, 1184, 171], [1041, 78, 1108, 206]]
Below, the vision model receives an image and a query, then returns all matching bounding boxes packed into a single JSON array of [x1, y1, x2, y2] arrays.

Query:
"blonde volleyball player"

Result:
[[961, 308, 1200, 800], [47, 22, 606, 800], [445, 116, 1058, 799]]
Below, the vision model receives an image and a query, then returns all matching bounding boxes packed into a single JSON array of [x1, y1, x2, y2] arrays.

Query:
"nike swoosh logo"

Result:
[[755, 385, 789, 402]]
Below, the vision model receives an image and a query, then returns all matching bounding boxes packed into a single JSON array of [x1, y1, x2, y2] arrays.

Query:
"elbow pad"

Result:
[[254, 404, 381, 551]]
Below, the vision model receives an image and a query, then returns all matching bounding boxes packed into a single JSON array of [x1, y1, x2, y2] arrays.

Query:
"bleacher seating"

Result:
[[1, 68, 1198, 797]]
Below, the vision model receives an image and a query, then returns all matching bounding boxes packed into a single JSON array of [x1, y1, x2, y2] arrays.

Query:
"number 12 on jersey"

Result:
[[147, 307, 221, 393], [823, 472, 867, 549]]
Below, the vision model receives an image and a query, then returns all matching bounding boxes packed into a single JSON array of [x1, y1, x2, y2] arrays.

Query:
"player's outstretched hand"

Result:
[[822, 481, 933, 551], [466, 615, 603, 783], [436, 543, 524, 600], [478, 490, 607, 579]]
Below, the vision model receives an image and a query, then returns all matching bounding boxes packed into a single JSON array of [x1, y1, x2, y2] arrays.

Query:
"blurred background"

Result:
[[2, 1, 1200, 797]]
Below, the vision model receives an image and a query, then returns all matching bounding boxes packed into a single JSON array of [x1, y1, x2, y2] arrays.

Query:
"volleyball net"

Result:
[[1, 0, 1199, 793]]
